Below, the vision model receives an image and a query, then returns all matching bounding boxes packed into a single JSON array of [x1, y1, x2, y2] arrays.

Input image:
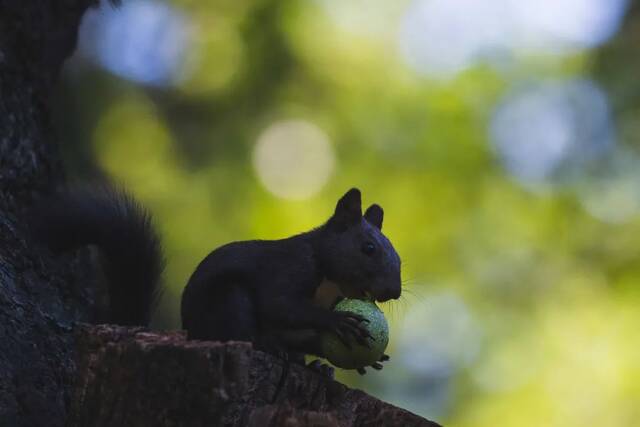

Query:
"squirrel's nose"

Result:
[[388, 286, 401, 300], [376, 287, 401, 302]]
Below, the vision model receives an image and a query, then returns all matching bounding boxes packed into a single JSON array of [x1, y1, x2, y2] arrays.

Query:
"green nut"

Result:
[[321, 298, 389, 369]]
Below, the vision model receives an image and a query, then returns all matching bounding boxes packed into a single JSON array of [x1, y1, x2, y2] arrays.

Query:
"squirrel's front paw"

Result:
[[357, 354, 390, 375], [329, 311, 372, 348]]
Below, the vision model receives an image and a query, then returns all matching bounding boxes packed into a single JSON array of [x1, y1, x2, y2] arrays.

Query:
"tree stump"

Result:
[[69, 325, 441, 427]]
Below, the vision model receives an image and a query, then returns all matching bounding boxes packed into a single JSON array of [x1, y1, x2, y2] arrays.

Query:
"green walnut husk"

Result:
[[321, 298, 389, 369]]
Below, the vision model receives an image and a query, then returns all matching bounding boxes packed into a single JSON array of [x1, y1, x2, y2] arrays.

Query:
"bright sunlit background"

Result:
[[54, 0, 640, 425]]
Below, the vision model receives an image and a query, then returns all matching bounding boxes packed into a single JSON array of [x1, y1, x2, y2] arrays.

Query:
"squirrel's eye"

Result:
[[361, 241, 376, 256]]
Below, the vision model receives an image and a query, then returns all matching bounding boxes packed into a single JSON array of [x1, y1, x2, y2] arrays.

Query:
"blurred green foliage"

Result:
[[53, 0, 640, 425]]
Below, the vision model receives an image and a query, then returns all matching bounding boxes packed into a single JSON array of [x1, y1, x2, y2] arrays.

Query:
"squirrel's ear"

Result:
[[329, 188, 362, 230], [364, 204, 383, 230]]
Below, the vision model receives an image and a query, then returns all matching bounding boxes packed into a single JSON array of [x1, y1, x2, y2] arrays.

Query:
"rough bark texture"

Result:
[[69, 325, 441, 427], [0, 1, 97, 425]]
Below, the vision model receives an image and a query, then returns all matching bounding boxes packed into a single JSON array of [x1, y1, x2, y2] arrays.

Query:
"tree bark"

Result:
[[69, 325, 440, 427], [0, 1, 97, 425]]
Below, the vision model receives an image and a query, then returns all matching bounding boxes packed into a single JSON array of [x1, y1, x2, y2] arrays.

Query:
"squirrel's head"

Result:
[[319, 188, 401, 302]]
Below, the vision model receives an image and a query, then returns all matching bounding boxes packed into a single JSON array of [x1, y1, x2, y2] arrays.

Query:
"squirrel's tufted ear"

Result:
[[329, 188, 362, 230], [364, 204, 383, 230]]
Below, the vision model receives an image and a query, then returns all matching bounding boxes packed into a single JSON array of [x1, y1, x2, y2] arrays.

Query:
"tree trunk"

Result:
[[69, 325, 440, 427], [0, 1, 96, 425]]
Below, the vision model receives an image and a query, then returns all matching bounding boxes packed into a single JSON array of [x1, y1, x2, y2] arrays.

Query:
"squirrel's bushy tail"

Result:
[[29, 188, 164, 326]]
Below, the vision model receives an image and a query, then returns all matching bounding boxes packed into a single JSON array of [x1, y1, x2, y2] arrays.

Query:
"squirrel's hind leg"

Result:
[[185, 285, 256, 342]]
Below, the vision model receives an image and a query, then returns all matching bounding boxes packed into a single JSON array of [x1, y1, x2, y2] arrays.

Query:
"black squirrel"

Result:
[[30, 187, 401, 370]]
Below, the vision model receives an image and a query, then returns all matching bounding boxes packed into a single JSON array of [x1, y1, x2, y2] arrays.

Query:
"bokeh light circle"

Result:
[[397, 0, 629, 78], [79, 0, 191, 87], [253, 120, 335, 200], [513, 0, 629, 50], [398, 0, 511, 77], [490, 79, 614, 187]]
